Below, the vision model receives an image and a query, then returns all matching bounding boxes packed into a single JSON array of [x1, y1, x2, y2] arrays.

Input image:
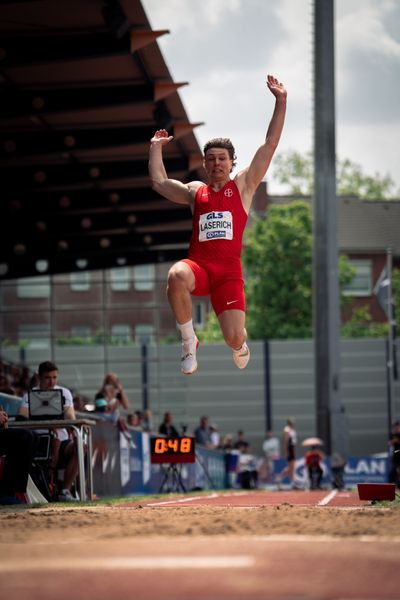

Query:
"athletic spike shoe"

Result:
[[181, 336, 199, 375], [232, 341, 250, 369]]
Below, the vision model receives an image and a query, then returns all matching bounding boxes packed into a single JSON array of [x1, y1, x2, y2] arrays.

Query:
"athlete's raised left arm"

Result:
[[236, 75, 287, 212]]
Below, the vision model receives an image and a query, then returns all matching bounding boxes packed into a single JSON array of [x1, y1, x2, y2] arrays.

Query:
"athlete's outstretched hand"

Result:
[[266, 74, 287, 100], [150, 129, 173, 145]]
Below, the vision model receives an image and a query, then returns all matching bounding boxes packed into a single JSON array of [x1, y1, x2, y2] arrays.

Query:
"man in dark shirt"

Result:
[[158, 412, 179, 438]]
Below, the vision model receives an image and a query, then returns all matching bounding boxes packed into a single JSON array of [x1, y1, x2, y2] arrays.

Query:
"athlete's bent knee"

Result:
[[223, 329, 245, 350], [167, 264, 191, 291]]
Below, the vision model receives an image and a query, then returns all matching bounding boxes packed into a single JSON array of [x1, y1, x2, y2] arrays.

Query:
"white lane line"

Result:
[[252, 534, 400, 543], [145, 493, 219, 506], [1, 555, 254, 572], [317, 489, 338, 506]]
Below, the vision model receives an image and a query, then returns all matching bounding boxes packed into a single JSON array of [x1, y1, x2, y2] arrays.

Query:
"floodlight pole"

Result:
[[313, 0, 347, 457]]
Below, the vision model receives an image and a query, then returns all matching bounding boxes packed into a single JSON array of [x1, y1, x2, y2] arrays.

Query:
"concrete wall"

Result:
[[269, 338, 397, 456]]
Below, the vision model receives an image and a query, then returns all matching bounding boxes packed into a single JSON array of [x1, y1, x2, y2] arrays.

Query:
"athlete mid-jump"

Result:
[[149, 74, 287, 375]]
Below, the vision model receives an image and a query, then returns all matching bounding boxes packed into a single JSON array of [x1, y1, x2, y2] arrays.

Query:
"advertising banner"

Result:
[[91, 418, 121, 497], [270, 455, 389, 488]]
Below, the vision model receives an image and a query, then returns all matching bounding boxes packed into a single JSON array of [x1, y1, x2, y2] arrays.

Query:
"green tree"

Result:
[[272, 150, 313, 196], [242, 201, 354, 340], [341, 305, 388, 338], [273, 150, 397, 199], [200, 201, 355, 341], [197, 311, 224, 343], [243, 201, 313, 339]]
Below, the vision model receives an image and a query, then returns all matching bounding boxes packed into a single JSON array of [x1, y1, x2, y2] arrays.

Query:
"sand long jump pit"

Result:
[[1, 489, 399, 600]]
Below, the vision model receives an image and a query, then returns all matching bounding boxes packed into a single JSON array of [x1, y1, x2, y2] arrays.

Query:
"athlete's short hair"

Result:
[[203, 138, 237, 169]]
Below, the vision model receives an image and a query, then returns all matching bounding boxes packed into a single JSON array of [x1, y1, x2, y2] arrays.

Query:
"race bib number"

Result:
[[199, 211, 233, 241]]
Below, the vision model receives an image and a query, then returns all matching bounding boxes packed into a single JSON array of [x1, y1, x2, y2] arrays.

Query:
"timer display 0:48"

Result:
[[150, 436, 196, 464]]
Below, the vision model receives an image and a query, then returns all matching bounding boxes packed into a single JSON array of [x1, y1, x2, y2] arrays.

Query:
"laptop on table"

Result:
[[28, 389, 65, 420]]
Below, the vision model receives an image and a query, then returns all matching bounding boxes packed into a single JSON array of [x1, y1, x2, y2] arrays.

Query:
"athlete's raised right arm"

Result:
[[149, 129, 199, 206]]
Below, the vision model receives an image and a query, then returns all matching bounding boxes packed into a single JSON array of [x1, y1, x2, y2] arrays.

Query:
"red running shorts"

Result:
[[182, 258, 246, 316]]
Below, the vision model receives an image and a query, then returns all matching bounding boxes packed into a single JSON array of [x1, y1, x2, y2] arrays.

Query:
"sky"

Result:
[[141, 0, 400, 197]]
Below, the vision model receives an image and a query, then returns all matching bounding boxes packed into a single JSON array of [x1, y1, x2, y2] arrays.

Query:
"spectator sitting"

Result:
[[0, 407, 38, 504], [158, 411, 179, 437], [94, 398, 108, 414], [262, 430, 280, 458], [194, 415, 213, 448], [222, 433, 234, 451], [209, 423, 221, 449], [305, 446, 324, 490], [28, 373, 39, 389], [0, 373, 16, 396], [95, 372, 129, 412], [95, 384, 121, 423], [237, 444, 258, 489], [233, 430, 249, 452], [142, 408, 154, 433], [127, 411, 143, 429], [276, 418, 297, 489], [73, 394, 90, 413], [222, 434, 238, 487], [95, 385, 132, 440], [260, 430, 280, 484], [15, 365, 32, 395]]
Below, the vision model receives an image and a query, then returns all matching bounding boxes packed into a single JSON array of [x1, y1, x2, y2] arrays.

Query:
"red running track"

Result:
[[122, 488, 370, 509]]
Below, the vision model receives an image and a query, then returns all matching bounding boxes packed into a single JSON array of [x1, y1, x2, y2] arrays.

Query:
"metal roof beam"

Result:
[[0, 156, 194, 188], [0, 121, 202, 159], [0, 81, 188, 119], [0, 29, 169, 67], [3, 187, 159, 212], [2, 206, 191, 240]]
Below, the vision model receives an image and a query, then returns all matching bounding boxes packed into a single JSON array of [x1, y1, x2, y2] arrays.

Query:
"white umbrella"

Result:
[[301, 437, 324, 447]]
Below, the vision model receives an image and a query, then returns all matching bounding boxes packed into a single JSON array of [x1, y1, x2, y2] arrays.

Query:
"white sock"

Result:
[[178, 319, 195, 342]]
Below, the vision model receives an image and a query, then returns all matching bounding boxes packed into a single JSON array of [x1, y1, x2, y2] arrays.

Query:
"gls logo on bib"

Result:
[[199, 211, 233, 241]]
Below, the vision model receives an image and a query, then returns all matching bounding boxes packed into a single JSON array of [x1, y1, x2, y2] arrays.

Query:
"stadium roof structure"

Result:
[[0, 0, 205, 280]]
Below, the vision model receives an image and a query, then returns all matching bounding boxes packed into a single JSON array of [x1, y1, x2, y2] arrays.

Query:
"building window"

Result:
[[70, 326, 92, 341], [135, 324, 154, 345], [110, 267, 130, 291], [18, 324, 51, 349], [133, 264, 155, 291], [343, 259, 372, 296], [17, 276, 50, 298], [70, 271, 90, 291], [111, 324, 131, 344]]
